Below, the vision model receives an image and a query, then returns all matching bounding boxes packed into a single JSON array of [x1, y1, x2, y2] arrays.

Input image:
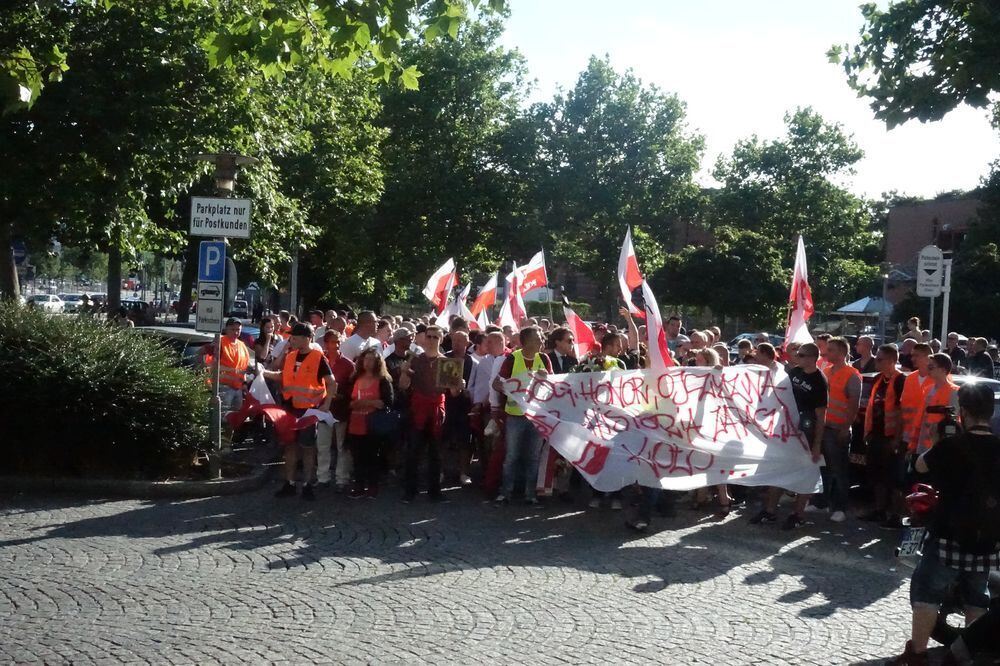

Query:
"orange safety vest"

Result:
[[863, 370, 902, 439], [913, 379, 959, 453], [899, 371, 932, 445], [218, 336, 250, 389], [823, 364, 861, 427], [282, 348, 328, 409]]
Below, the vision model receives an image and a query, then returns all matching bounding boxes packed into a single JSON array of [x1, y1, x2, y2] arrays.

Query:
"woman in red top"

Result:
[[346, 348, 395, 498]]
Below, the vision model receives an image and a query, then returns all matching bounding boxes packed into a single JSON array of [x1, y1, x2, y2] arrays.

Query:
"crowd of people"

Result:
[[202, 307, 999, 664]]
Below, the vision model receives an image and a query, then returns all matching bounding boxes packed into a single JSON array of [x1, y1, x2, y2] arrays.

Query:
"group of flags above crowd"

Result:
[[421, 228, 817, 370]]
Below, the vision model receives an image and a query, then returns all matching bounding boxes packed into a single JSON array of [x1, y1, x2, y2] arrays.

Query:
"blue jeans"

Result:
[[820, 426, 851, 512], [502, 415, 544, 500]]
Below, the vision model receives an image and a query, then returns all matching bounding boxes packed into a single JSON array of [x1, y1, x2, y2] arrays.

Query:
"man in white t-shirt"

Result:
[[340, 310, 381, 362]]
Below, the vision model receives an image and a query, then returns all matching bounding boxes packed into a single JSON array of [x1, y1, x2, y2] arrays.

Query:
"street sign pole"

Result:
[[916, 245, 944, 341], [189, 157, 255, 480], [940, 258, 953, 342], [929, 296, 935, 340], [197, 239, 227, 480]]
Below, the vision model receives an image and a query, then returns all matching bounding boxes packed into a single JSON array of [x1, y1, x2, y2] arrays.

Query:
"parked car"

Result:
[[228, 299, 250, 319], [135, 326, 216, 368], [120, 299, 156, 326], [729, 332, 785, 349], [58, 293, 87, 313], [849, 372, 1000, 468], [27, 294, 64, 313], [135, 325, 256, 369]]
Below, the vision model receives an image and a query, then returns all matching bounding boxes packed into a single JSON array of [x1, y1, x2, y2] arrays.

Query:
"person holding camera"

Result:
[[890, 383, 1000, 665], [913, 353, 960, 456]]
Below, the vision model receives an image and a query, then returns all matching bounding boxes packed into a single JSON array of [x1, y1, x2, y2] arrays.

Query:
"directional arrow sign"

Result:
[[916, 245, 944, 298]]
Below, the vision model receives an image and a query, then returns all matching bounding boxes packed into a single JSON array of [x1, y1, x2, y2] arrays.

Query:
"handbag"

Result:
[[367, 408, 401, 437]]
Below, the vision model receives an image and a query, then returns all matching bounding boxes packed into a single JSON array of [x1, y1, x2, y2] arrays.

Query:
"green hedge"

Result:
[[0, 303, 209, 479], [526, 300, 591, 319]]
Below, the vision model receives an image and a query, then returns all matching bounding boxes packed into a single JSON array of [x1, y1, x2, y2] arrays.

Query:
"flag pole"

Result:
[[542, 247, 554, 323]]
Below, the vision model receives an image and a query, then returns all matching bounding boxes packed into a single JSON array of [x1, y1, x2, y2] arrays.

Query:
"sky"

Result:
[[498, 0, 999, 199]]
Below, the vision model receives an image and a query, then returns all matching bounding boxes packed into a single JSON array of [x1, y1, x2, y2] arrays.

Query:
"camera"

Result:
[[926, 405, 961, 439]]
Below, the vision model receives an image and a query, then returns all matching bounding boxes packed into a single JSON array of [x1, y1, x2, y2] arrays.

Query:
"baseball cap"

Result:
[[392, 328, 414, 342]]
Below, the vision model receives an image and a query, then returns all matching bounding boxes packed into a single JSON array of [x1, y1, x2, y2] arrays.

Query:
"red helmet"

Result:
[[905, 483, 939, 515]]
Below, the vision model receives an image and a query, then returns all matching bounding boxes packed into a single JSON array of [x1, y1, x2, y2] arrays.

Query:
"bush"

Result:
[[0, 303, 209, 479]]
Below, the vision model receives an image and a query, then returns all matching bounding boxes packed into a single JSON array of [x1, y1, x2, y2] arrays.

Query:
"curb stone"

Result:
[[0, 464, 272, 499]]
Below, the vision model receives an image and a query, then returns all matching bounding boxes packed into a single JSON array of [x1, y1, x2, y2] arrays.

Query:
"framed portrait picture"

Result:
[[435, 356, 465, 390]]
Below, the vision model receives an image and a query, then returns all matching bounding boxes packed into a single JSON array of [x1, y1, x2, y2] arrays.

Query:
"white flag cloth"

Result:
[[502, 366, 821, 493], [784, 235, 815, 346], [248, 370, 276, 406], [301, 408, 336, 427], [476, 308, 489, 331], [618, 227, 645, 317], [640, 280, 675, 372], [422, 258, 457, 314]]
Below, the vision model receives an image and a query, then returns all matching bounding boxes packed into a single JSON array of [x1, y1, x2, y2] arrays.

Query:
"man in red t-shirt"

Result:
[[399, 325, 465, 502]]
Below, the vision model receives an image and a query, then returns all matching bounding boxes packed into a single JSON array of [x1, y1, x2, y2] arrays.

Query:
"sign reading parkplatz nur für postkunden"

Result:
[[190, 196, 252, 238]]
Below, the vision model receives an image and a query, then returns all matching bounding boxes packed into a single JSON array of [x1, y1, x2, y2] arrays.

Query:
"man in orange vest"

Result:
[[200, 318, 251, 414], [815, 333, 833, 372], [914, 352, 960, 455], [860, 344, 907, 528], [899, 342, 933, 455], [260, 322, 337, 501], [817, 337, 861, 522]]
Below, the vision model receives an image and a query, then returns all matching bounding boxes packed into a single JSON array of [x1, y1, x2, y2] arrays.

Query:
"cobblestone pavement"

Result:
[[0, 482, 915, 665]]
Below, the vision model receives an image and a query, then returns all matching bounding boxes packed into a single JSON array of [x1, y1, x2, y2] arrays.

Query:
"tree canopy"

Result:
[[832, 0, 1000, 127]]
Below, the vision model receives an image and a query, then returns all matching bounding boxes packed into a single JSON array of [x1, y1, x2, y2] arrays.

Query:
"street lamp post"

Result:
[[191, 152, 258, 479]]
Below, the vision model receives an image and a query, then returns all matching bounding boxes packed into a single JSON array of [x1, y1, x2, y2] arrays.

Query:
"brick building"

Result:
[[884, 196, 980, 304]]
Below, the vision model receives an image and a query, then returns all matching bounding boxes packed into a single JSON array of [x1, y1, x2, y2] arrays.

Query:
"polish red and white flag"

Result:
[[435, 284, 479, 329], [470, 273, 498, 315], [784, 235, 815, 347], [564, 304, 597, 359], [519, 250, 548, 295], [498, 263, 527, 328], [639, 280, 675, 372], [618, 227, 645, 318], [422, 258, 457, 315]]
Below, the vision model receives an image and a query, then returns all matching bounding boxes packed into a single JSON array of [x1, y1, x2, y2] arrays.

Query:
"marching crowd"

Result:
[[201, 306, 1000, 664]]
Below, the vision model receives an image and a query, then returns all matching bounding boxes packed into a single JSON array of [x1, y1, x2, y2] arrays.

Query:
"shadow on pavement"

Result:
[[0, 481, 910, 622]]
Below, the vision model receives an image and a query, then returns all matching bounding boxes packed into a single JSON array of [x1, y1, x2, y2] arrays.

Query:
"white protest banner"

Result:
[[502, 366, 821, 493]]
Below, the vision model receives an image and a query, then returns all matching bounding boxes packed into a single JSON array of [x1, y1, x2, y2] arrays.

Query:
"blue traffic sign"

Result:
[[198, 241, 226, 282]]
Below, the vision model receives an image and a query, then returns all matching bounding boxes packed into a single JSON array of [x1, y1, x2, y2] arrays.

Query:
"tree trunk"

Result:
[[106, 231, 122, 317], [176, 237, 198, 323], [0, 222, 20, 300]]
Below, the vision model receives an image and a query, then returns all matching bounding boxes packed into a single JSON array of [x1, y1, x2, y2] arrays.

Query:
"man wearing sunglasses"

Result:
[[749, 342, 826, 529], [860, 344, 907, 528]]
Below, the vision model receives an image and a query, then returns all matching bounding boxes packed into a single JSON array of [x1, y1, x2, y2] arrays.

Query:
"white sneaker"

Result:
[[588, 498, 601, 509], [803, 504, 826, 514], [611, 499, 623, 510], [460, 474, 473, 486], [830, 510, 846, 523]]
